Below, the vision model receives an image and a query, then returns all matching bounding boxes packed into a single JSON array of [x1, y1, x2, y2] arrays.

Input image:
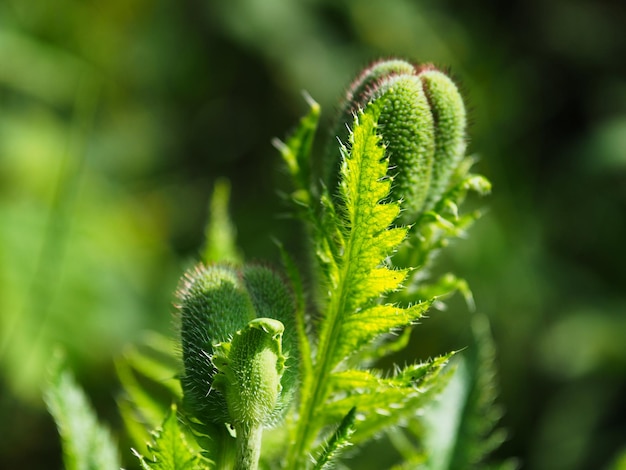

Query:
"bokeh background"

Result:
[[1, 0, 625, 468]]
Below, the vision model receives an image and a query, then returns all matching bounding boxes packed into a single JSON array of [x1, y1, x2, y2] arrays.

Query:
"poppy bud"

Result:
[[327, 59, 468, 221], [178, 264, 296, 428]]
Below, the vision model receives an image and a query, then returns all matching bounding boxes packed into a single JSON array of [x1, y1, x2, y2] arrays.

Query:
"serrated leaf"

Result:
[[312, 407, 357, 470], [398, 273, 475, 313], [274, 93, 320, 204], [321, 354, 454, 444], [318, 108, 411, 370], [134, 404, 206, 470], [278, 244, 314, 401], [335, 301, 430, 361], [287, 106, 433, 468], [395, 168, 490, 273], [343, 327, 414, 369], [447, 316, 511, 469], [115, 332, 183, 456], [44, 352, 120, 470]]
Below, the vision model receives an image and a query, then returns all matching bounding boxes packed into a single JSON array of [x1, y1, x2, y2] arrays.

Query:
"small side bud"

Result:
[[213, 318, 286, 428], [242, 265, 298, 421]]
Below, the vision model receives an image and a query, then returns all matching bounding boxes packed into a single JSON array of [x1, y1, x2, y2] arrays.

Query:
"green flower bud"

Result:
[[242, 265, 298, 420], [177, 263, 296, 429], [340, 59, 416, 125], [326, 59, 468, 222], [213, 318, 285, 427]]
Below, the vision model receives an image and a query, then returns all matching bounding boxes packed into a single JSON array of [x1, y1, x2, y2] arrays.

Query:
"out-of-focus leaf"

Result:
[[116, 332, 183, 457], [44, 352, 121, 470], [609, 447, 626, 470], [203, 178, 241, 264]]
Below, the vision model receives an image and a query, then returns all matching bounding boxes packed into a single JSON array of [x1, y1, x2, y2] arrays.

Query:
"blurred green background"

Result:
[[1, 0, 625, 468]]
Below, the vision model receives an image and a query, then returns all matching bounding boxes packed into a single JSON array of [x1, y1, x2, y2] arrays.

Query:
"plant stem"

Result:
[[286, 244, 354, 469], [217, 430, 237, 470], [235, 423, 263, 470]]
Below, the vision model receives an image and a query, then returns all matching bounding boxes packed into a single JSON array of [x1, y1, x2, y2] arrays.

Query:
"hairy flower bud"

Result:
[[213, 318, 285, 427], [178, 263, 296, 428], [326, 59, 468, 222]]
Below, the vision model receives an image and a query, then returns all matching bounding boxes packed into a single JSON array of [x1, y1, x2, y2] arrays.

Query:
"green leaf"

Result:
[[278, 244, 314, 403], [395, 164, 491, 273], [334, 301, 430, 362], [203, 178, 241, 264], [609, 448, 626, 470], [287, 104, 434, 469], [44, 352, 120, 470], [274, 93, 320, 206], [397, 273, 475, 313], [312, 407, 357, 470], [134, 404, 206, 470], [447, 316, 513, 469], [115, 332, 183, 457], [322, 353, 455, 444], [319, 108, 412, 369]]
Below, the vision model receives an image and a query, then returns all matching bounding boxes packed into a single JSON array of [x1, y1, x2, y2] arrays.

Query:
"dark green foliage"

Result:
[[45, 57, 508, 470], [313, 407, 357, 470], [446, 316, 516, 470], [115, 332, 184, 459], [5, 1, 622, 468], [378, 317, 515, 470]]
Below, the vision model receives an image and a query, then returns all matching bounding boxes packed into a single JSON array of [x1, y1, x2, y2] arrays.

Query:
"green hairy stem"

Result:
[[235, 423, 263, 470]]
